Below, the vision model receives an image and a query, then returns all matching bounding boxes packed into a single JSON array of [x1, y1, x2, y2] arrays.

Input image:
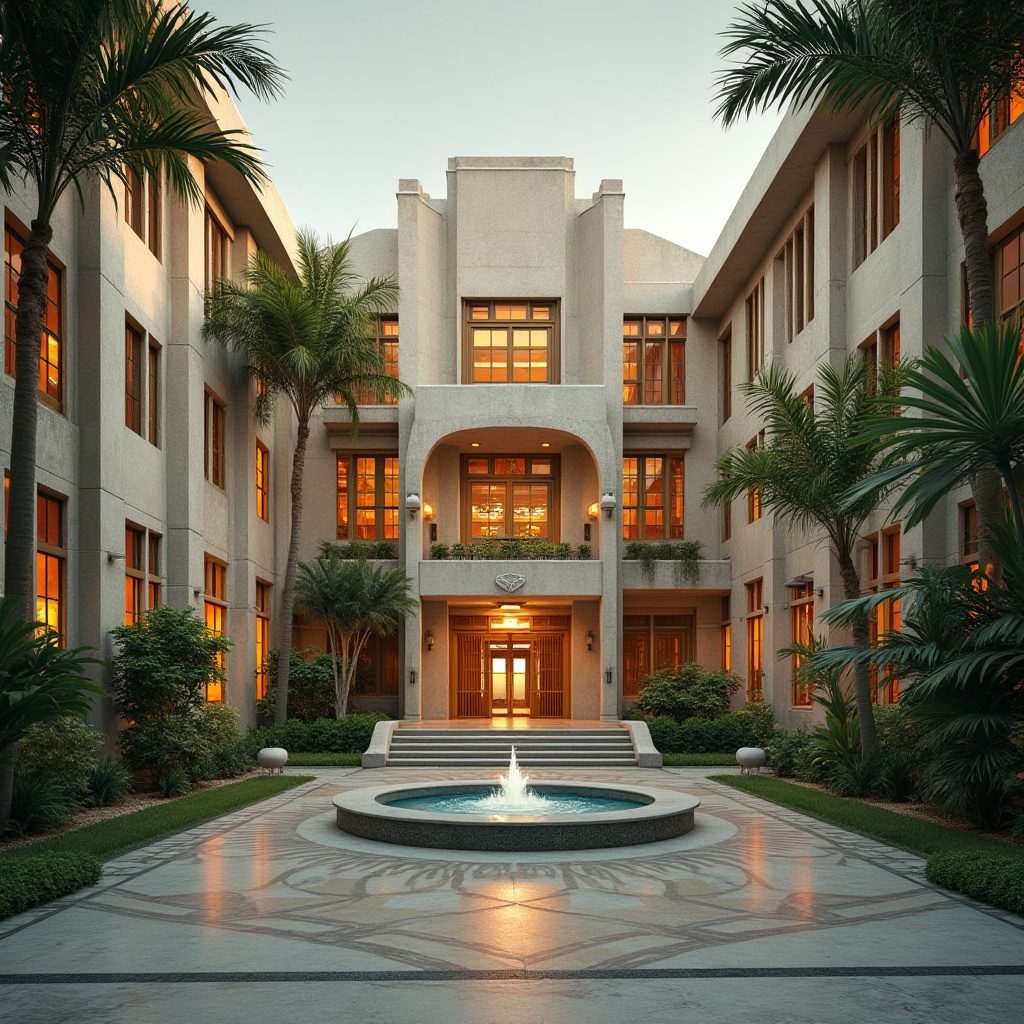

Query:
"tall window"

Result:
[[204, 389, 226, 489], [779, 207, 815, 343], [255, 580, 270, 700], [37, 492, 66, 643], [146, 173, 161, 258], [464, 455, 556, 541], [125, 322, 143, 434], [960, 501, 979, 571], [854, 118, 901, 267], [746, 277, 765, 380], [147, 532, 162, 608], [977, 86, 1024, 156], [358, 316, 400, 404], [720, 596, 732, 673], [997, 224, 1024, 347], [622, 316, 685, 405], [148, 341, 160, 446], [204, 556, 227, 702], [337, 454, 400, 541], [125, 168, 161, 256], [622, 613, 696, 697], [464, 301, 557, 383], [255, 441, 270, 521], [719, 331, 732, 424], [4, 222, 63, 410], [745, 579, 764, 701], [864, 526, 901, 703], [746, 432, 764, 523], [622, 454, 684, 540], [789, 580, 815, 707], [124, 166, 144, 237], [204, 205, 229, 294], [124, 524, 144, 625]]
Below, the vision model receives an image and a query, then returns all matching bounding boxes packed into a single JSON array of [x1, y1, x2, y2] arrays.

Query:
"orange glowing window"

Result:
[[745, 579, 764, 701], [204, 556, 227, 703], [464, 301, 556, 383], [622, 316, 685, 405], [36, 491, 66, 644], [255, 441, 270, 521], [358, 316, 400, 405], [255, 580, 270, 700], [125, 524, 144, 625], [337, 454, 399, 542], [622, 453, 684, 541]]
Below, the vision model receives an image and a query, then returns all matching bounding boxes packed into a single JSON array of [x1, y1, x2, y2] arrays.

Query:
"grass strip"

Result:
[[711, 775, 1019, 859], [3, 775, 314, 864], [662, 753, 738, 767], [286, 752, 363, 767]]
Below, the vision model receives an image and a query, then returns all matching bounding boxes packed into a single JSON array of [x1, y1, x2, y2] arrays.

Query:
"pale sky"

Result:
[[200, 0, 783, 257]]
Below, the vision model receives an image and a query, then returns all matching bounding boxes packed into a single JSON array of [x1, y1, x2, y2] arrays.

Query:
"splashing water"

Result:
[[473, 747, 555, 813]]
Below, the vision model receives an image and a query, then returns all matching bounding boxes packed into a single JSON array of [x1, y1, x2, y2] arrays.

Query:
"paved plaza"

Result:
[[1, 767, 1022, 1022]]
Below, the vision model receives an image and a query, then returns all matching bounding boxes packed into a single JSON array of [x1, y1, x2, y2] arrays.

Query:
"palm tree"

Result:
[[702, 357, 895, 750], [0, 0, 285, 621], [294, 546, 416, 720], [713, 0, 1024, 571], [202, 232, 406, 724]]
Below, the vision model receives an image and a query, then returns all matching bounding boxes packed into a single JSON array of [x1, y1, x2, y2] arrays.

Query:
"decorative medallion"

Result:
[[495, 573, 526, 593]]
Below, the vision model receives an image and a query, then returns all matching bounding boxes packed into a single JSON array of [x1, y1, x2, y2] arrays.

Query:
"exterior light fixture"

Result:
[[193, 587, 202, 599], [586, 630, 595, 651], [816, 588, 824, 598], [587, 502, 600, 519], [540, 442, 551, 448], [422, 502, 435, 520], [900, 555, 918, 570], [763, 604, 770, 614], [107, 551, 125, 564], [470, 442, 480, 448], [600, 493, 616, 518], [498, 603, 521, 611], [409, 668, 417, 686], [605, 667, 613, 686], [784, 574, 813, 588], [424, 630, 434, 651], [405, 493, 421, 518]]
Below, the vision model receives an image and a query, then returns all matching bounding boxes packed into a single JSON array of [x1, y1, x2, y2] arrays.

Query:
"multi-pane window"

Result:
[[148, 342, 160, 445], [789, 580, 815, 707], [337, 454, 400, 541], [960, 501, 979, 571], [464, 301, 556, 384], [358, 316, 400, 404], [204, 389, 226, 488], [125, 168, 161, 257], [464, 455, 556, 540], [853, 118, 901, 268], [124, 524, 144, 625], [255, 441, 270, 521], [745, 579, 764, 701], [37, 492, 66, 643], [977, 87, 1024, 157], [746, 277, 765, 380], [204, 556, 227, 703], [622, 613, 696, 697], [622, 316, 685, 405], [864, 526, 901, 703], [746, 432, 764, 523], [4, 223, 63, 409], [125, 167, 144, 237], [147, 532, 162, 608], [255, 580, 270, 700], [147, 174, 161, 258], [125, 322, 143, 433], [997, 224, 1024, 347], [779, 207, 815, 343], [720, 331, 732, 424], [622, 454, 684, 540], [204, 205, 229, 294], [720, 596, 732, 673]]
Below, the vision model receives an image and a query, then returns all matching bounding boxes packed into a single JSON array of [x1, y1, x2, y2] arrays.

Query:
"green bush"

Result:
[[209, 739, 256, 779], [4, 773, 77, 836], [646, 716, 681, 753], [925, 851, 1024, 917], [879, 747, 923, 802], [765, 728, 816, 777], [16, 716, 100, 806], [257, 647, 335, 725], [0, 852, 102, 920], [633, 663, 742, 722], [158, 767, 193, 798], [825, 750, 882, 797], [86, 757, 132, 807], [645, 706, 774, 753], [199, 702, 241, 748], [119, 716, 212, 790], [253, 712, 390, 753]]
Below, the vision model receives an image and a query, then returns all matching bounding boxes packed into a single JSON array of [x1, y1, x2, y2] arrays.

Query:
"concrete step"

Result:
[[388, 749, 633, 760], [384, 758, 640, 768]]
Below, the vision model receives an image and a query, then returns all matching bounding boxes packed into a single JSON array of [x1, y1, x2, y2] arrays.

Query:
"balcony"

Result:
[[621, 557, 732, 592], [622, 403, 698, 433], [418, 558, 603, 598]]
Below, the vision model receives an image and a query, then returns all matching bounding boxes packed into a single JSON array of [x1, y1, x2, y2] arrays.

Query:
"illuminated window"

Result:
[[204, 389, 226, 488], [148, 342, 160, 446], [255, 441, 270, 521], [255, 580, 270, 700], [358, 316, 400, 405], [778, 207, 815, 343], [125, 322, 143, 434], [463, 455, 556, 541], [622, 316, 685, 405], [36, 492, 66, 644], [789, 580, 815, 707], [745, 579, 763, 701], [622, 453, 684, 540], [124, 524, 144, 625], [622, 613, 695, 696], [854, 118, 900, 267], [147, 532, 161, 608], [977, 85, 1024, 157], [720, 596, 732, 673], [4, 222, 63, 410], [997, 224, 1024, 348], [863, 526, 901, 704], [204, 205, 229, 295], [464, 301, 557, 383], [720, 331, 732, 424], [337, 454, 400, 541], [204, 556, 227, 702], [746, 432, 764, 523]]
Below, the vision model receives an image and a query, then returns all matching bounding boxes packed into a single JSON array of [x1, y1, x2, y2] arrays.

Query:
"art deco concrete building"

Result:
[[3, 86, 1022, 733]]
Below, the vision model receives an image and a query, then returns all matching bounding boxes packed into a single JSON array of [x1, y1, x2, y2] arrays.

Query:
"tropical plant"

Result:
[[0, 596, 101, 826], [623, 540, 702, 584], [703, 357, 896, 749], [85, 756, 132, 807], [203, 232, 406, 723], [633, 663, 742, 722], [293, 546, 416, 719], [0, 0, 285, 621], [713, 0, 1024, 569]]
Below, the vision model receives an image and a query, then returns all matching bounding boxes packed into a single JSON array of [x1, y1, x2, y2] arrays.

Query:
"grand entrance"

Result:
[[451, 615, 569, 718]]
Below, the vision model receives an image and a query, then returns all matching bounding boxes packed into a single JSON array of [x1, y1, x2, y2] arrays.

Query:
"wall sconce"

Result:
[[405, 493, 421, 518], [107, 551, 125, 564], [816, 588, 824, 598], [193, 587, 202, 599], [605, 667, 613, 686], [587, 501, 600, 520], [763, 604, 770, 614], [422, 502, 435, 520], [424, 630, 434, 651], [586, 630, 595, 651], [600, 493, 616, 519], [409, 668, 417, 686], [900, 555, 918, 571]]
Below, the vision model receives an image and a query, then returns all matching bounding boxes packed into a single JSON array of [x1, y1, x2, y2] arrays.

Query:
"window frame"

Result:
[[719, 330, 732, 424], [461, 454, 560, 543], [255, 580, 270, 700], [853, 117, 901, 268], [746, 432, 764, 524], [622, 612, 696, 697], [124, 523, 145, 625], [36, 489, 67, 645], [255, 440, 270, 521], [357, 315, 400, 405], [745, 579, 764, 702], [204, 388, 226, 489], [778, 207, 815, 343], [746, 277, 765, 381], [789, 581, 815, 707], [622, 315, 686, 406], [622, 452, 685, 541], [462, 299, 559, 385], [204, 555, 227, 703], [337, 452, 400, 542], [125, 320, 143, 434]]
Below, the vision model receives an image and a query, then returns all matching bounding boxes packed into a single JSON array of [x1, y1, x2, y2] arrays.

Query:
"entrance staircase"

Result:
[[384, 727, 638, 768]]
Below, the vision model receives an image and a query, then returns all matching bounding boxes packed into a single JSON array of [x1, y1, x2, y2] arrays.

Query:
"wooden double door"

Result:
[[453, 632, 566, 718]]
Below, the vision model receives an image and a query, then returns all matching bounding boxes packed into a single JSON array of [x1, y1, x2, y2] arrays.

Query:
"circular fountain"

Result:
[[332, 748, 699, 852]]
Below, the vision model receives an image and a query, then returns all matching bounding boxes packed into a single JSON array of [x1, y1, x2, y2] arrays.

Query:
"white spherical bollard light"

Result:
[[257, 747, 289, 774], [735, 746, 766, 775]]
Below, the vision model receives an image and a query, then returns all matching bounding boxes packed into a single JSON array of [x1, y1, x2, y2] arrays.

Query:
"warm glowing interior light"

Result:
[[498, 603, 521, 611], [422, 502, 435, 520], [490, 615, 530, 630], [540, 442, 550, 448], [470, 442, 481, 448], [587, 501, 600, 519]]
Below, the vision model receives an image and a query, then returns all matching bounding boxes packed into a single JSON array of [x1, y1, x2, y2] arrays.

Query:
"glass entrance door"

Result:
[[490, 639, 530, 716]]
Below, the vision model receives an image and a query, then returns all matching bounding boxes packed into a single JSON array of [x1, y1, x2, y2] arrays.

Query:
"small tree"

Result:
[[294, 547, 416, 719]]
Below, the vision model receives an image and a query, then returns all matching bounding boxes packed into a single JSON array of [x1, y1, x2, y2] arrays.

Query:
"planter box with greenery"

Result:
[[433, 539, 593, 560]]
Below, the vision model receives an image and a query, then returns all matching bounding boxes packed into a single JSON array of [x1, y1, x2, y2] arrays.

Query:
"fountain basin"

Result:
[[332, 781, 699, 851]]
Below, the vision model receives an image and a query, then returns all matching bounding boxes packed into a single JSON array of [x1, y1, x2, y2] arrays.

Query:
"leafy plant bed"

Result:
[[286, 752, 363, 767], [662, 753, 739, 767], [713, 774, 1024, 918]]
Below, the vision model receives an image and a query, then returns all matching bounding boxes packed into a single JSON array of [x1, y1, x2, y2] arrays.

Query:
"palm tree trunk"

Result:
[[0, 744, 16, 826], [837, 549, 878, 753], [274, 420, 310, 725], [338, 633, 370, 721], [953, 150, 1002, 581], [4, 221, 54, 622]]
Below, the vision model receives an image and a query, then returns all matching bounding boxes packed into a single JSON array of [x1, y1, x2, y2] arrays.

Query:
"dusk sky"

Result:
[[200, 0, 784, 256]]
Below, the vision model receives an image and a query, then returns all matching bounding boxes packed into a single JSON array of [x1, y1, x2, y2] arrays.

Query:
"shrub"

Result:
[[199, 703, 241, 748], [119, 716, 212, 792], [86, 757, 132, 807], [766, 728, 816, 777], [252, 712, 390, 754], [633, 663, 742, 722], [257, 647, 335, 725], [16, 716, 100, 806], [925, 851, 1024, 917], [210, 740, 256, 779], [645, 707, 773, 754], [4, 773, 76, 836], [0, 852, 102, 920], [825, 750, 882, 797], [645, 716, 682, 753], [879, 747, 923, 802], [158, 767, 193, 798]]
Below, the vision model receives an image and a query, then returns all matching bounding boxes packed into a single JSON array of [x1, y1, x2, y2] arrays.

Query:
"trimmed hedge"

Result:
[[647, 709, 774, 753], [285, 752, 363, 766], [925, 851, 1024, 917], [252, 713, 389, 754], [662, 752, 739, 767], [0, 852, 102, 920]]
